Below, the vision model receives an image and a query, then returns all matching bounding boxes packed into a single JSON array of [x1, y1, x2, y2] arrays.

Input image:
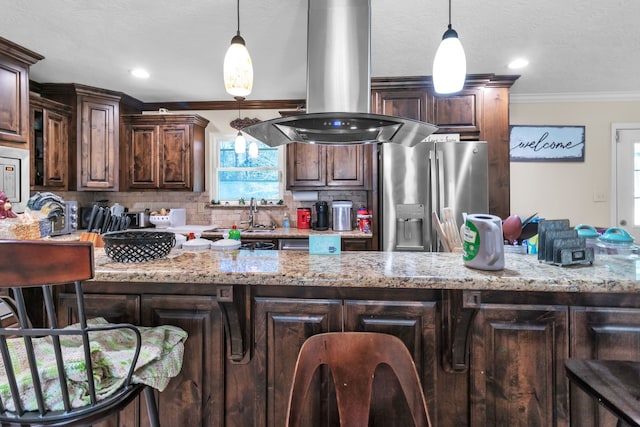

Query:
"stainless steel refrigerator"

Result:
[[380, 141, 489, 252]]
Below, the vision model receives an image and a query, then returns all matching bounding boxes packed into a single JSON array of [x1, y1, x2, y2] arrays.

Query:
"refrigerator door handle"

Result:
[[429, 150, 437, 213], [436, 149, 446, 214], [428, 149, 441, 251]]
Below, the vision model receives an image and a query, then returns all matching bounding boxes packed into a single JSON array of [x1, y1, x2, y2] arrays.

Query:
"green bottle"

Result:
[[228, 225, 241, 241]]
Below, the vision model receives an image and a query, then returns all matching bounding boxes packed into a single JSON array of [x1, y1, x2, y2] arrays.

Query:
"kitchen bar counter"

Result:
[[92, 248, 640, 293], [66, 246, 640, 426]]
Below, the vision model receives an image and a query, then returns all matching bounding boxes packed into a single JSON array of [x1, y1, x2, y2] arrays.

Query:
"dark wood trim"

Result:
[[371, 73, 519, 90], [143, 99, 306, 111], [33, 75, 517, 112], [442, 290, 481, 372], [0, 37, 44, 64], [217, 285, 251, 364]]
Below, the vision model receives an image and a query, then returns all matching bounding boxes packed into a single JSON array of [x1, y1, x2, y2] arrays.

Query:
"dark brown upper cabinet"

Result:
[[122, 114, 209, 191], [0, 38, 43, 147]]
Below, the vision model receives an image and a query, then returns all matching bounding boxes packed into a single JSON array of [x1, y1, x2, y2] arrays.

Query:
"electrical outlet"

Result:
[[197, 202, 205, 213], [593, 191, 607, 202]]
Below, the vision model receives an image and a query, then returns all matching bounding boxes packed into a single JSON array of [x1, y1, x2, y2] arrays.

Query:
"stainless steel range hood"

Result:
[[242, 0, 438, 147]]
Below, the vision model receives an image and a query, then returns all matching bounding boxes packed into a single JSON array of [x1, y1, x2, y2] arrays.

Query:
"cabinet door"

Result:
[[371, 88, 428, 121], [0, 56, 29, 145], [78, 96, 119, 190], [429, 89, 482, 135], [41, 109, 68, 188], [344, 300, 439, 427], [326, 145, 365, 188], [341, 238, 371, 251], [471, 305, 569, 427], [250, 297, 342, 427], [57, 292, 140, 325], [287, 143, 326, 188], [141, 294, 222, 427], [570, 307, 640, 427], [128, 125, 159, 188], [159, 124, 191, 189], [57, 292, 141, 427]]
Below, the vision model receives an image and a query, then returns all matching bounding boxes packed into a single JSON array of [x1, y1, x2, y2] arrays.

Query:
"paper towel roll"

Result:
[[292, 191, 319, 202]]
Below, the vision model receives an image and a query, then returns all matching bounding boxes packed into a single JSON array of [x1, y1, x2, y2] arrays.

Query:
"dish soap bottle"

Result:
[[228, 225, 241, 240], [283, 211, 290, 229]]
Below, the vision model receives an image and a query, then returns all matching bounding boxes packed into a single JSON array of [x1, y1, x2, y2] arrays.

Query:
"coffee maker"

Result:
[[313, 201, 329, 230]]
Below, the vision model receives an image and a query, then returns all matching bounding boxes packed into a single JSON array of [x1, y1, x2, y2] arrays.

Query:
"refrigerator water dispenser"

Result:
[[395, 204, 425, 251]]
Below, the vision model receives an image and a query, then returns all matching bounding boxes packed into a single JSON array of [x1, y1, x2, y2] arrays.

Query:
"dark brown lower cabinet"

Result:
[[55, 286, 640, 427], [248, 297, 438, 427], [57, 291, 221, 427], [341, 238, 371, 251], [570, 306, 640, 427], [344, 300, 438, 427], [470, 304, 570, 427], [251, 297, 342, 427], [140, 295, 222, 427], [58, 292, 141, 427]]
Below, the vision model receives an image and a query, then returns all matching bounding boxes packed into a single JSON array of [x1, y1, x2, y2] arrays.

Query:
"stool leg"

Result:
[[143, 386, 160, 427]]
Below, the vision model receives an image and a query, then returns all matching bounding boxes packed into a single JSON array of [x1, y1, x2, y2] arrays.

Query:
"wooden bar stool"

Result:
[[286, 332, 432, 427], [565, 358, 640, 427]]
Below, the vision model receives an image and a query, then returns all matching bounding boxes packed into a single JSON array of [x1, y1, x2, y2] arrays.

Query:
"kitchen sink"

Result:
[[204, 228, 274, 234], [203, 228, 231, 233]]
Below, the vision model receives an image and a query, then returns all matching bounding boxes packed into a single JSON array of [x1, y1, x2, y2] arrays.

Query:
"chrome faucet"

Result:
[[249, 197, 258, 227], [242, 197, 259, 229], [241, 198, 276, 230]]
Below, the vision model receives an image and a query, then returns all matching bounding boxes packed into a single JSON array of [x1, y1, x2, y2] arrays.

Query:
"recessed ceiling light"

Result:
[[130, 68, 150, 79], [508, 58, 529, 69]]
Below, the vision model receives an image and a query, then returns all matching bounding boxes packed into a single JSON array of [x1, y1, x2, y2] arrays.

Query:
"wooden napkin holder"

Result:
[[79, 232, 104, 247]]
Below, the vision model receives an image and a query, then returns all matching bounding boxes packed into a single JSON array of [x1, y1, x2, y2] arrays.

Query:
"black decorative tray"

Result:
[[102, 231, 175, 263]]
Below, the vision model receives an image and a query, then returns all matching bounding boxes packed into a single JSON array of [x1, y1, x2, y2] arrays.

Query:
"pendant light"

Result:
[[224, 0, 253, 99], [432, 0, 466, 94], [248, 140, 259, 158], [234, 132, 246, 154]]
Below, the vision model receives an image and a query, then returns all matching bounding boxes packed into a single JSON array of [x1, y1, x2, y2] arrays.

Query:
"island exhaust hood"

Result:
[[242, 0, 438, 147]]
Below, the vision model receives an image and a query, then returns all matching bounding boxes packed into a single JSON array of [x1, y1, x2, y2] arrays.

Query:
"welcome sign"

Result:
[[509, 125, 585, 162]]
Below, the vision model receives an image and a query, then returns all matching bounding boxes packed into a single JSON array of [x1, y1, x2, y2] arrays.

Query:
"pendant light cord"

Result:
[[448, 0, 452, 29], [236, 0, 241, 35]]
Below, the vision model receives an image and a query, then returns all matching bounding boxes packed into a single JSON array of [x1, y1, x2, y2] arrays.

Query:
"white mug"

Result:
[[462, 214, 504, 271], [110, 203, 125, 216]]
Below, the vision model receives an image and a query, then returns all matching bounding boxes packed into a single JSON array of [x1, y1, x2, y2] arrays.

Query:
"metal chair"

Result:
[[286, 332, 432, 427], [0, 240, 159, 426]]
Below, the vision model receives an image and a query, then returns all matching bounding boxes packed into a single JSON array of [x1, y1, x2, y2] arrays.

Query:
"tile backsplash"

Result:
[[52, 189, 371, 229]]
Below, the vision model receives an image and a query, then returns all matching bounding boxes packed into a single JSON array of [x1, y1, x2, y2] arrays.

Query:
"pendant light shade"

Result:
[[234, 131, 246, 154], [224, 0, 253, 98], [248, 140, 259, 158], [432, 0, 466, 94]]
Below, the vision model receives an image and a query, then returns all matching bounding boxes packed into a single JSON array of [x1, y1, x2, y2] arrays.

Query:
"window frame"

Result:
[[210, 133, 285, 203]]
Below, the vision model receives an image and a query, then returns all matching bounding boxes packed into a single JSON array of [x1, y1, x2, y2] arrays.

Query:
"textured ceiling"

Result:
[[1, 0, 639, 103]]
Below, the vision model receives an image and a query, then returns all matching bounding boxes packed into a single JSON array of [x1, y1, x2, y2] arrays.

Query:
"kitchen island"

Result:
[[63, 249, 640, 427]]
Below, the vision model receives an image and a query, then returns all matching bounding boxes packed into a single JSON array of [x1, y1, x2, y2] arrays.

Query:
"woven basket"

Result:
[[102, 231, 175, 263]]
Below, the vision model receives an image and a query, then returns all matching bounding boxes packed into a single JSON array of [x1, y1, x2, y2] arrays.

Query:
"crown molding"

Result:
[[510, 91, 640, 104]]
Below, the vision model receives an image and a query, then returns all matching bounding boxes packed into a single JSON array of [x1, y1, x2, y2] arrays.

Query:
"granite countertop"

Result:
[[92, 248, 640, 293], [58, 227, 372, 241], [199, 227, 372, 239]]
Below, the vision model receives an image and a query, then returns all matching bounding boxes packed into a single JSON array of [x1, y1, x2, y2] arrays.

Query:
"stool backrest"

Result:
[[0, 240, 147, 426], [286, 332, 432, 427]]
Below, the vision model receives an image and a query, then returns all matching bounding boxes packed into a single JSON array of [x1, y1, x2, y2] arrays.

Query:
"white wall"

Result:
[[509, 99, 640, 227]]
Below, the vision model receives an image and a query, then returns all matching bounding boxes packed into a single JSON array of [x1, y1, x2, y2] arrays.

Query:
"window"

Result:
[[211, 134, 284, 202]]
